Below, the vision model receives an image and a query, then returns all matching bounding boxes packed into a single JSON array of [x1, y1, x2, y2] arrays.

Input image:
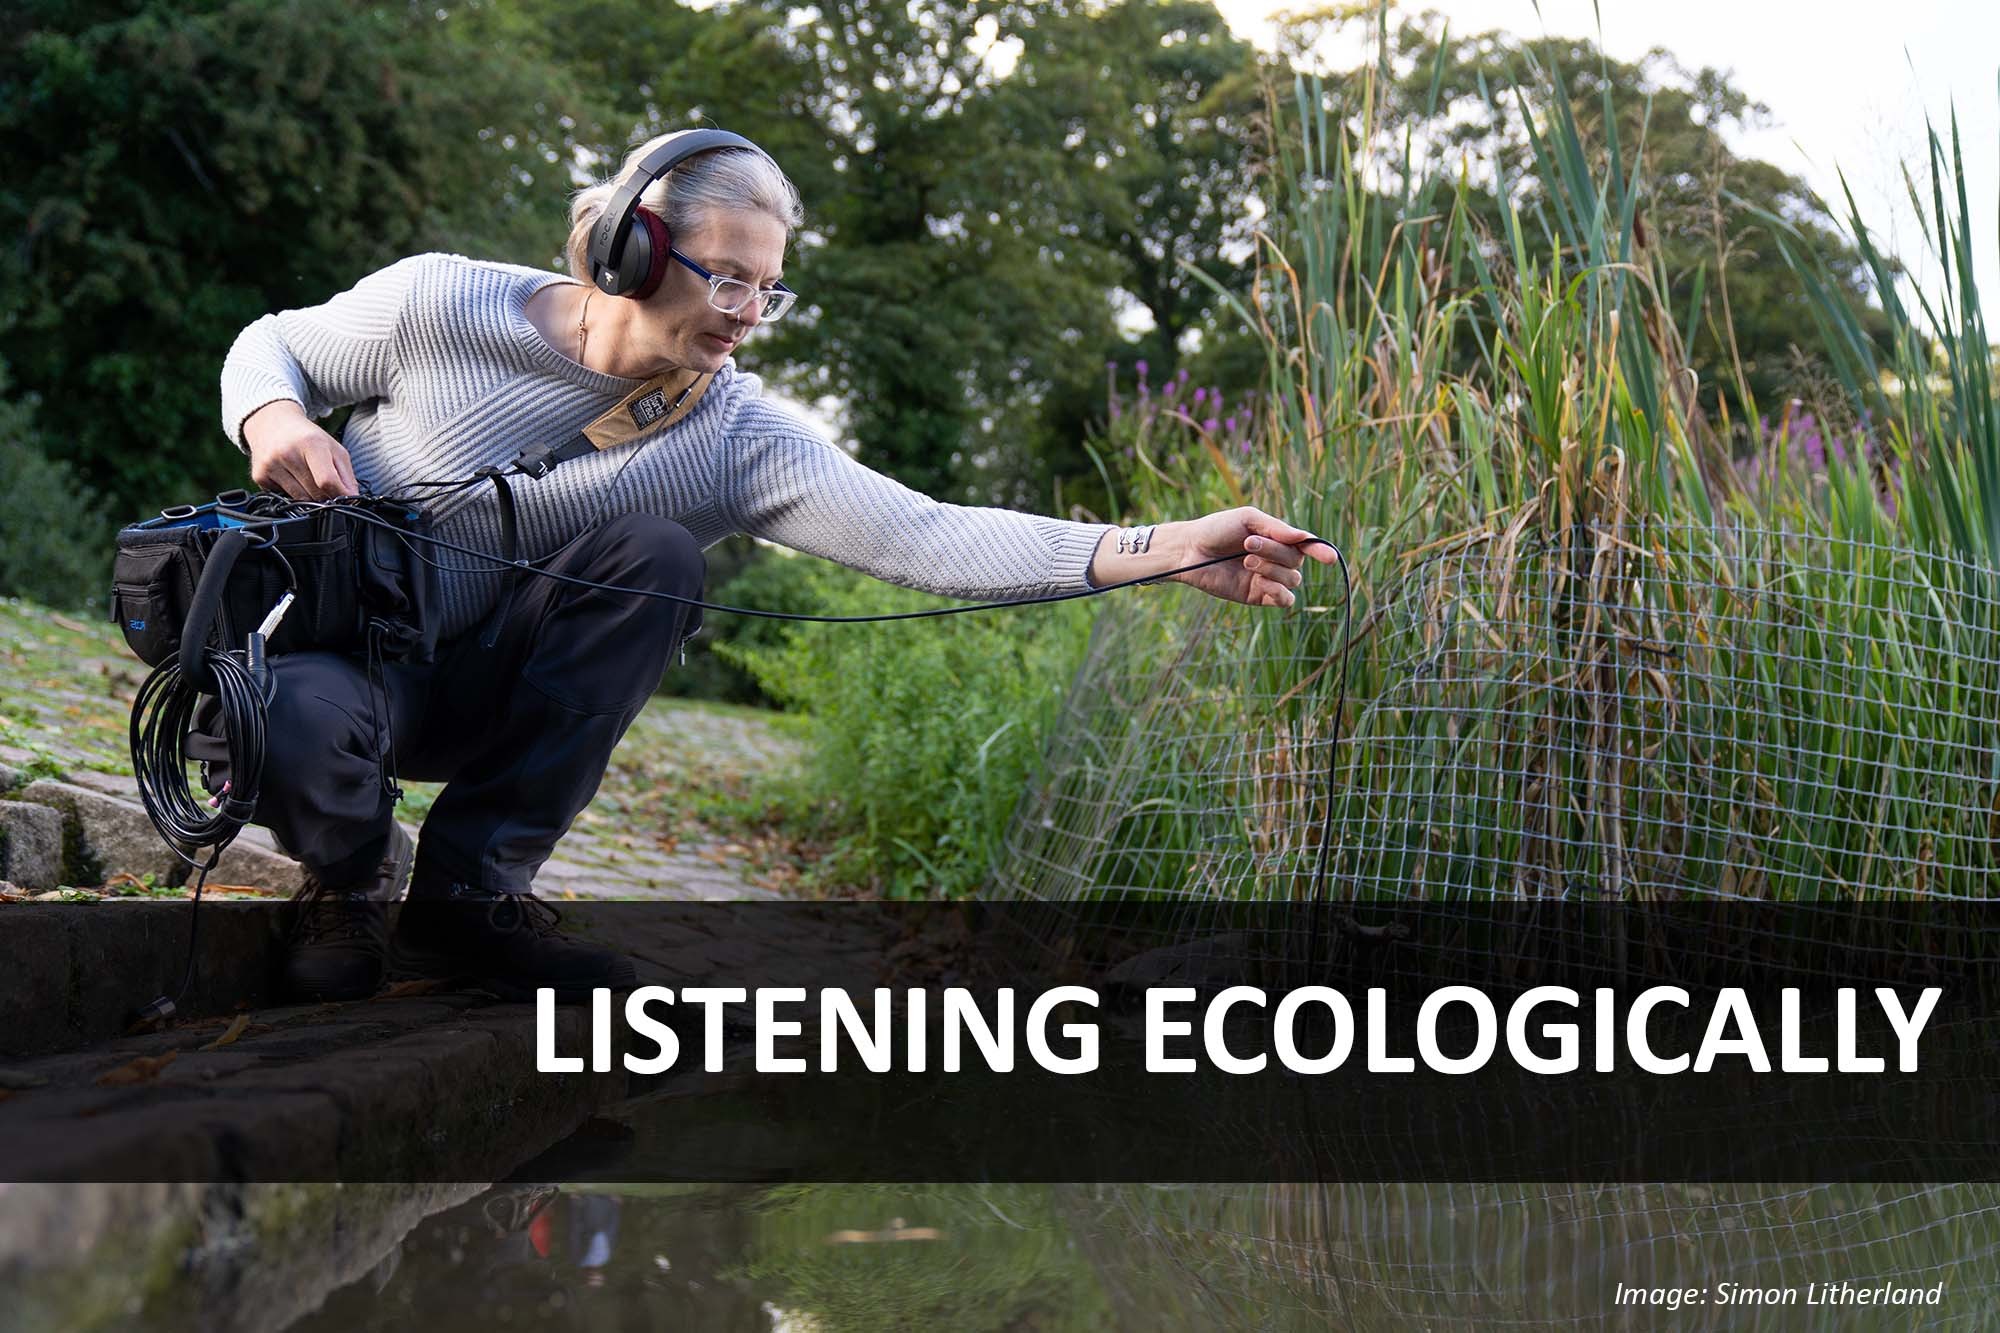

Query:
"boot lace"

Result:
[[485, 892, 565, 940], [291, 881, 380, 947]]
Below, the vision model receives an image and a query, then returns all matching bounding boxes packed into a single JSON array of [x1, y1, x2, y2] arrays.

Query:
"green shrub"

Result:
[[658, 536, 824, 706], [0, 372, 112, 609], [721, 561, 1095, 898]]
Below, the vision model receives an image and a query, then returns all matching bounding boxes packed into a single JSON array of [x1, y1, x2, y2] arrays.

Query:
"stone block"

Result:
[[0, 800, 64, 892], [18, 780, 139, 885], [15, 780, 302, 893]]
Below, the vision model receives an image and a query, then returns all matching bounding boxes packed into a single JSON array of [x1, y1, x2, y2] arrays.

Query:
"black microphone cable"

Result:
[[319, 498, 1361, 897]]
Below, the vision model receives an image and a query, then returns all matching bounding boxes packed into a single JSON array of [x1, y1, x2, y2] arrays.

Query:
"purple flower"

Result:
[[1225, 414, 1240, 433], [1105, 360, 1118, 373], [1191, 388, 1207, 407], [1176, 366, 1190, 383], [1239, 439, 1252, 455], [1202, 418, 1220, 433], [1136, 359, 1149, 381], [1800, 427, 1825, 472], [1109, 400, 1121, 421]]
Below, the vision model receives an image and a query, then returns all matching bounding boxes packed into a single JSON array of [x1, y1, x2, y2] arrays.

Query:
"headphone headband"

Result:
[[588, 128, 774, 297]]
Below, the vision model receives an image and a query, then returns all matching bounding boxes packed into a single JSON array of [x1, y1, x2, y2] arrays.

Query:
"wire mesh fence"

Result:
[[994, 520, 2000, 902], [992, 519, 2000, 1323]]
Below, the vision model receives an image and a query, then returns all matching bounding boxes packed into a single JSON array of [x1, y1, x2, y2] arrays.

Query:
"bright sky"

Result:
[[1212, 0, 2000, 310]]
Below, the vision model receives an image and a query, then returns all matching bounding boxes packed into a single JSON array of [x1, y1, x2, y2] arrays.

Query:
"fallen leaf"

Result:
[[95, 1050, 178, 1086], [197, 1014, 251, 1051], [374, 978, 444, 1000]]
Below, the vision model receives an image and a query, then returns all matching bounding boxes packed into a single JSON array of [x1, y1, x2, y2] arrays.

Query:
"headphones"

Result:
[[586, 128, 776, 300]]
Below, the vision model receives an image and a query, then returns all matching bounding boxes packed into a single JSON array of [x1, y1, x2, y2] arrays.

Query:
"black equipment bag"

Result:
[[110, 490, 437, 682]]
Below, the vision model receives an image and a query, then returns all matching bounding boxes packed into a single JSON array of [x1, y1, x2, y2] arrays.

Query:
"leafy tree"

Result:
[[562, 0, 1271, 511], [607, 0, 1120, 501], [0, 0, 590, 516], [986, 0, 1271, 505]]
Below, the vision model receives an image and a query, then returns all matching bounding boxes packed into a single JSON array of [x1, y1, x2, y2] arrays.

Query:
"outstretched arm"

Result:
[[725, 409, 1332, 607]]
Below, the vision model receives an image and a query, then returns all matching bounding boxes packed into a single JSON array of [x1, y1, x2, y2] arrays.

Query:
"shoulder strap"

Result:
[[510, 369, 714, 480]]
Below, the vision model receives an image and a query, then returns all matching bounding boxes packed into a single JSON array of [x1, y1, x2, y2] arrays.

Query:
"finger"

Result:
[[1243, 555, 1304, 590], [270, 456, 314, 501], [1242, 509, 1315, 544], [306, 447, 352, 500], [1245, 537, 1305, 571], [330, 443, 360, 496], [1245, 515, 1338, 565]]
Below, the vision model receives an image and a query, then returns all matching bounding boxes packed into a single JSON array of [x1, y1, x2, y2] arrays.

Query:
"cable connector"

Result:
[[257, 591, 295, 639], [510, 445, 558, 480], [247, 592, 294, 695]]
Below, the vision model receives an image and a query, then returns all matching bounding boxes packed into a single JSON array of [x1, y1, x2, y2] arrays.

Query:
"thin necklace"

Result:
[[575, 286, 593, 367]]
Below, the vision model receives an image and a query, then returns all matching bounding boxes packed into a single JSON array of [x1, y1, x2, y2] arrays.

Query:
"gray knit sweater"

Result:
[[220, 252, 1113, 639]]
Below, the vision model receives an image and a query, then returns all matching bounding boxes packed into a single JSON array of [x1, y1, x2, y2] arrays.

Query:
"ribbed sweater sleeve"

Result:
[[723, 406, 1111, 601], [218, 255, 424, 448]]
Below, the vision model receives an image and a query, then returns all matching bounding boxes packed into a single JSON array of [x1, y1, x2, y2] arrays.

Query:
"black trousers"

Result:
[[195, 514, 704, 896]]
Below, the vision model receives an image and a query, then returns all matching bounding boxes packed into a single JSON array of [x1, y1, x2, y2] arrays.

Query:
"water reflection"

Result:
[[290, 1183, 1109, 1333], [266, 1181, 2000, 1330], [293, 1186, 761, 1331]]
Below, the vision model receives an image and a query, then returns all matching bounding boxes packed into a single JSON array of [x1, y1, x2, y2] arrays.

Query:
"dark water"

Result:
[[287, 1183, 1115, 1333], [279, 1180, 2000, 1332]]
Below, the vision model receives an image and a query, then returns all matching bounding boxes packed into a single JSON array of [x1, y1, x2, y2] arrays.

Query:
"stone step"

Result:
[[0, 902, 286, 1059], [0, 992, 622, 1184]]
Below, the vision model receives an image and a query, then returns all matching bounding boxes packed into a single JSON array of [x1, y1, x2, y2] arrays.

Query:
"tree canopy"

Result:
[[0, 0, 1893, 534], [0, 0, 590, 514]]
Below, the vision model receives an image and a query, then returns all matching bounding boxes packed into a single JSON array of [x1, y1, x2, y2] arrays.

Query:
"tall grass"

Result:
[[995, 38, 2000, 899], [1756, 102, 2000, 563]]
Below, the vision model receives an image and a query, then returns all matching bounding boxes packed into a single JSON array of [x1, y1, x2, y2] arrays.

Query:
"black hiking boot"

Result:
[[283, 824, 415, 1002], [392, 879, 636, 1003]]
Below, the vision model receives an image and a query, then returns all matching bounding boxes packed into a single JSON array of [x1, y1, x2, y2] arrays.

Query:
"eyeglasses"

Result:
[[668, 248, 797, 321]]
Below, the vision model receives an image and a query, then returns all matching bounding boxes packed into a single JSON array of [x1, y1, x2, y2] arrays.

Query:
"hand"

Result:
[[243, 400, 359, 500], [1167, 505, 1337, 608]]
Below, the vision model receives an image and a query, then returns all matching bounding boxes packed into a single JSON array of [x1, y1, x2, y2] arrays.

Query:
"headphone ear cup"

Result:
[[623, 207, 673, 300]]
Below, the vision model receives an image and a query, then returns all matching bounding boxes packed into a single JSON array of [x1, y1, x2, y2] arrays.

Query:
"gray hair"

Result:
[[565, 130, 804, 283]]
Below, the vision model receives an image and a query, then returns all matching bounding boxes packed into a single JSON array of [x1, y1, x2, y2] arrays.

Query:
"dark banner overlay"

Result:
[[4, 902, 1998, 1183]]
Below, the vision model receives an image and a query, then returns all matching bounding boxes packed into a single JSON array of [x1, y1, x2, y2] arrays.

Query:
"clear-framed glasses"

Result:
[[668, 248, 797, 321]]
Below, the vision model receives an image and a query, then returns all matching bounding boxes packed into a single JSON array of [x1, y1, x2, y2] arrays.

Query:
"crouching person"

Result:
[[200, 128, 1333, 1002]]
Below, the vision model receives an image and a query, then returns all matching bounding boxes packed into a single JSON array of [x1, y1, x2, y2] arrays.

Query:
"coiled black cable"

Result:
[[129, 642, 269, 1012]]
